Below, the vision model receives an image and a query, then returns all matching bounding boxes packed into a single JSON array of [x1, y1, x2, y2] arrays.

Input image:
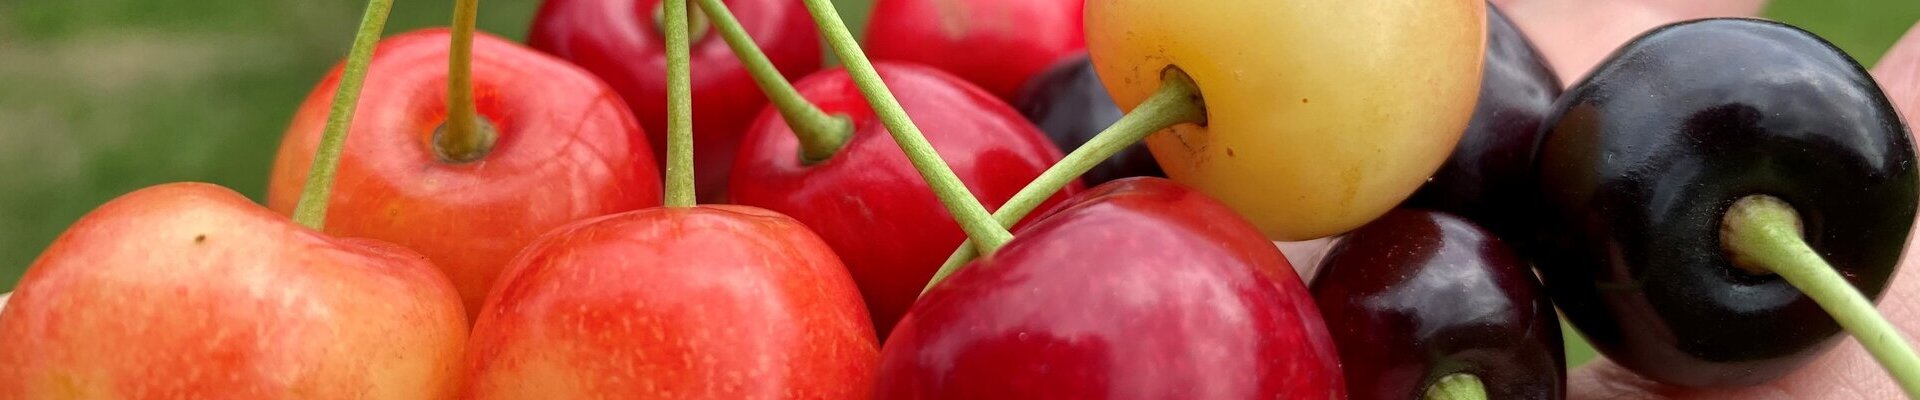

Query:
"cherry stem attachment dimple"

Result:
[[921, 67, 1206, 295], [695, 0, 852, 163], [662, 0, 696, 207], [799, 0, 1013, 250], [1423, 374, 1488, 400], [292, 0, 395, 230], [1721, 195, 1920, 397], [435, 0, 498, 163]]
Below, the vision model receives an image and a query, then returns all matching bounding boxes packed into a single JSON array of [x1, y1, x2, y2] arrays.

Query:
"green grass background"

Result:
[[0, 0, 1914, 368]]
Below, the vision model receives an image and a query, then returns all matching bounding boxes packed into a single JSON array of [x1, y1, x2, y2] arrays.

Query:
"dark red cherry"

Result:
[[729, 63, 1077, 339], [1404, 3, 1560, 241], [530, 0, 820, 199], [1311, 209, 1564, 400], [864, 0, 1085, 100], [875, 177, 1344, 399], [1011, 53, 1164, 186], [1533, 18, 1916, 387]]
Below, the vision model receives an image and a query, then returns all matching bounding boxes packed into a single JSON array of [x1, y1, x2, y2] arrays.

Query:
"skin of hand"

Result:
[[1492, 0, 1769, 83]]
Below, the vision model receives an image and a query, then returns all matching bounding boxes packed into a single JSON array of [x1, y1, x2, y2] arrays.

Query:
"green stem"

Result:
[[922, 68, 1206, 294], [434, 0, 498, 163], [800, 0, 1013, 251], [1722, 195, 1920, 398], [1423, 374, 1488, 400], [651, 1, 710, 42], [663, 0, 696, 207], [292, 0, 395, 230], [696, 0, 852, 163]]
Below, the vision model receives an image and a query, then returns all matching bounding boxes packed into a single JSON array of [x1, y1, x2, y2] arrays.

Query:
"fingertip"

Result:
[[1873, 21, 1920, 120]]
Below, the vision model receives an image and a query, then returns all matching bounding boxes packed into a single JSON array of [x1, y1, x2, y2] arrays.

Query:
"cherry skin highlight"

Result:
[[875, 178, 1343, 399], [531, 0, 820, 199], [1086, 0, 1486, 241], [729, 63, 1077, 339], [0, 183, 467, 399], [1533, 19, 1916, 387], [1404, 3, 1562, 242], [269, 29, 663, 319], [1311, 209, 1565, 400], [460, 205, 877, 399]]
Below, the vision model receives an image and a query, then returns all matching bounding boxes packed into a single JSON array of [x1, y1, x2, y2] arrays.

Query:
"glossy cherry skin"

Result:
[[1311, 209, 1564, 400], [875, 178, 1344, 399], [460, 205, 877, 398], [0, 183, 467, 398], [1012, 53, 1163, 186], [865, 0, 1084, 100], [1404, 4, 1560, 241], [730, 63, 1077, 339], [531, 0, 820, 199], [270, 29, 662, 319], [1533, 18, 1917, 388], [1086, 0, 1485, 241]]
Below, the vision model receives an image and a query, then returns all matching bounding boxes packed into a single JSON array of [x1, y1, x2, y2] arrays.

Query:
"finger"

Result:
[[1496, 0, 1767, 84], [1275, 238, 1339, 281], [1876, 22, 1920, 120], [1567, 20, 1920, 400]]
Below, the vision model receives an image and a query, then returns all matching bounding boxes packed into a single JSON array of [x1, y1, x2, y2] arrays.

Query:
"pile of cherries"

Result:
[[0, 0, 1915, 399]]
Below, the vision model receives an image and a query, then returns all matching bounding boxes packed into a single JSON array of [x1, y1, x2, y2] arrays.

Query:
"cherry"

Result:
[[462, 4, 876, 396], [1533, 18, 1918, 388], [1404, 3, 1561, 241], [1, 4, 467, 396], [0, 184, 468, 398], [530, 0, 820, 199], [1012, 53, 1164, 186], [268, 29, 662, 318], [916, 0, 1490, 284], [459, 206, 878, 398], [864, 0, 1085, 100], [1311, 209, 1564, 400], [1086, 0, 1488, 241], [729, 62, 1076, 338], [875, 178, 1344, 398]]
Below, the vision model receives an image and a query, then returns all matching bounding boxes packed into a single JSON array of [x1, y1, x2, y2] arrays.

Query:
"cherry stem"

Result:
[[1422, 374, 1488, 400], [434, 0, 498, 163], [1721, 195, 1920, 397], [663, 0, 696, 207], [921, 68, 1206, 294], [695, 0, 852, 163], [652, 1, 711, 43], [291, 0, 394, 230], [799, 0, 1012, 250]]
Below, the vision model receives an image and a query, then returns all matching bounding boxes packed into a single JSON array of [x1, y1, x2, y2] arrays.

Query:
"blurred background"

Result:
[[0, 0, 1915, 366]]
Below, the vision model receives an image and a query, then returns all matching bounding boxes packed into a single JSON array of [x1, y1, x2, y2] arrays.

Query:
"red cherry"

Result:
[[729, 63, 1079, 338], [0, 183, 467, 398], [531, 0, 821, 199], [268, 29, 662, 319], [864, 0, 1086, 100], [875, 178, 1345, 398], [460, 205, 877, 398]]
